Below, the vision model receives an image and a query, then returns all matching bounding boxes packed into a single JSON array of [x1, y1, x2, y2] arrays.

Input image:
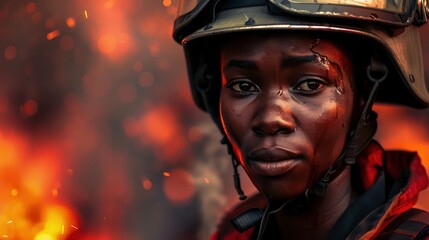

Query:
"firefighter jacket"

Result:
[[211, 141, 429, 240]]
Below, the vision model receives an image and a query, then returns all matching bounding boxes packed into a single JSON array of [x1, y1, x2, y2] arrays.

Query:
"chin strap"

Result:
[[228, 55, 388, 236], [221, 137, 247, 201]]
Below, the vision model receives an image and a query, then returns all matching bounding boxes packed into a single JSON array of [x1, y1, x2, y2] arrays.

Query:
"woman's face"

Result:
[[219, 32, 355, 201]]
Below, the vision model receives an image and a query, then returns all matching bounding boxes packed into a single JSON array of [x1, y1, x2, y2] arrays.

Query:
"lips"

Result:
[[247, 147, 301, 177]]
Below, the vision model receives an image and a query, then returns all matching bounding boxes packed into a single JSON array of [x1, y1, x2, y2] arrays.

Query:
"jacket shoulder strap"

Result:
[[379, 208, 429, 240]]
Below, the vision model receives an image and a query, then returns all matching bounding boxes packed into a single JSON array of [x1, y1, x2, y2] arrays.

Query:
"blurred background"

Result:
[[0, 1, 428, 239]]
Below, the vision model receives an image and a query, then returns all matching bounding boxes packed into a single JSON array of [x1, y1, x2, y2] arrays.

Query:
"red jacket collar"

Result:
[[356, 141, 428, 239]]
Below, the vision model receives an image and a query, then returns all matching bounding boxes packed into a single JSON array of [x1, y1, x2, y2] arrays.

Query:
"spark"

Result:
[[66, 17, 76, 28], [204, 177, 210, 184], [163, 172, 170, 177], [163, 0, 172, 7], [142, 178, 153, 190], [46, 30, 60, 40], [84, 10, 88, 19], [70, 225, 78, 230]]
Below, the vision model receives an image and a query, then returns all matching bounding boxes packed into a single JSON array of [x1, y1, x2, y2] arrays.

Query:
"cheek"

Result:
[[219, 91, 255, 142], [219, 97, 247, 164], [303, 90, 354, 168]]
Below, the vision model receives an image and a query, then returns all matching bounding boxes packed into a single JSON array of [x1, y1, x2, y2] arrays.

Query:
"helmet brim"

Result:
[[182, 6, 429, 111]]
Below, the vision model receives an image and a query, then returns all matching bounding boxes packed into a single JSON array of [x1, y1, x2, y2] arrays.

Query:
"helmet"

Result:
[[173, 0, 429, 118]]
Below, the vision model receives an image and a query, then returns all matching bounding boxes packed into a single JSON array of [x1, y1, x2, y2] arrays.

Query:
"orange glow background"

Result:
[[0, 1, 428, 239]]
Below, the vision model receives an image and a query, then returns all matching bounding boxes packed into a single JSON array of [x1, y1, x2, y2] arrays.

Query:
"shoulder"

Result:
[[211, 193, 267, 240], [379, 208, 429, 240]]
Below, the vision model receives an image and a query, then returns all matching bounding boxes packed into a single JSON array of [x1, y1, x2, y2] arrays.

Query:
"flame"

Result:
[[374, 104, 429, 210], [123, 105, 188, 163], [0, 131, 80, 239], [82, 0, 136, 60]]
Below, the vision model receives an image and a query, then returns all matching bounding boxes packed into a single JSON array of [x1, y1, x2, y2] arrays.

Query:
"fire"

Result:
[[374, 104, 429, 210], [123, 105, 188, 163], [0, 131, 80, 239]]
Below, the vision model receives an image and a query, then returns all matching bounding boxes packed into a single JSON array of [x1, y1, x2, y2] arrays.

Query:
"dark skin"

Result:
[[219, 32, 357, 239]]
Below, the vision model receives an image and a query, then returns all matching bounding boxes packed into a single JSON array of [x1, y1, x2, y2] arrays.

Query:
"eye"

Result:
[[294, 77, 327, 94], [226, 79, 259, 94]]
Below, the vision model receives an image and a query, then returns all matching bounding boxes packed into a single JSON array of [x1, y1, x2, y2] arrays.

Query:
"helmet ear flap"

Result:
[[193, 63, 223, 129], [194, 63, 215, 93]]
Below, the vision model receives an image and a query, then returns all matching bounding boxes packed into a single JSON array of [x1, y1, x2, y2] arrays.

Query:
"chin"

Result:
[[255, 177, 307, 202]]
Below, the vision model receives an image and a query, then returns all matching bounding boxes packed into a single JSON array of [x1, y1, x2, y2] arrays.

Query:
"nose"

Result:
[[251, 96, 296, 136]]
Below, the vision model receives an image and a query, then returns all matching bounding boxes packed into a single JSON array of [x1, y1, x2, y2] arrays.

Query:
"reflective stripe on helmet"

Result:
[[287, 0, 405, 14]]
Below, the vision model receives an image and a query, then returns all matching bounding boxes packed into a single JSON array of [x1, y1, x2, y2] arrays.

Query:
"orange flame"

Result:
[[0, 131, 80, 239]]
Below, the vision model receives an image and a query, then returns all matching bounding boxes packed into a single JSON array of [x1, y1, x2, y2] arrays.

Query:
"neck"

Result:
[[274, 166, 355, 240]]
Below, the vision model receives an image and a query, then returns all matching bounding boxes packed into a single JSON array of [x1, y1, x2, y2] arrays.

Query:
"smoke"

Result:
[[190, 121, 230, 239]]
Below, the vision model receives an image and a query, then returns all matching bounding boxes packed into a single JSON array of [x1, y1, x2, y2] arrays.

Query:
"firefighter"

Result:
[[173, 0, 429, 239]]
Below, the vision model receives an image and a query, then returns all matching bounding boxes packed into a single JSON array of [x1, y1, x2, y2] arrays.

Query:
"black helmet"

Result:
[[173, 0, 429, 117]]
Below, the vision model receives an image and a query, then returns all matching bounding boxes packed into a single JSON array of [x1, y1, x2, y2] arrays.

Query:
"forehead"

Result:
[[220, 31, 350, 64]]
